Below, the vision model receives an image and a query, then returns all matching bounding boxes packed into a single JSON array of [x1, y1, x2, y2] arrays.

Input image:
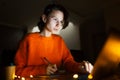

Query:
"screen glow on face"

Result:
[[46, 10, 64, 34], [49, 16, 64, 27]]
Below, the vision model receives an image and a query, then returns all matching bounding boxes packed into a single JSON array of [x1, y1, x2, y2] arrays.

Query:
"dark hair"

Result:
[[37, 4, 69, 32]]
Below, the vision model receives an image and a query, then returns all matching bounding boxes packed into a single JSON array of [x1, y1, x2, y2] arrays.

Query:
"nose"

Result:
[[56, 21, 59, 27], [56, 21, 62, 27]]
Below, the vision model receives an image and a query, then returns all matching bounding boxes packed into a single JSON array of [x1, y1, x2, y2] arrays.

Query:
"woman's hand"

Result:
[[83, 61, 93, 73], [79, 61, 93, 74], [46, 64, 57, 75]]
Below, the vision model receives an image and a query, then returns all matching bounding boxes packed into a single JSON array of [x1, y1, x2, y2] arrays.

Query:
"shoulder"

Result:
[[23, 32, 40, 41], [25, 32, 40, 38]]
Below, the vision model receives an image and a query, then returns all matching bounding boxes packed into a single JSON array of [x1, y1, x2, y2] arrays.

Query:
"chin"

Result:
[[52, 31, 60, 34]]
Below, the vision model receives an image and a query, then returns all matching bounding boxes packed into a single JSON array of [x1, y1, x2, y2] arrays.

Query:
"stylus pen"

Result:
[[44, 57, 52, 65]]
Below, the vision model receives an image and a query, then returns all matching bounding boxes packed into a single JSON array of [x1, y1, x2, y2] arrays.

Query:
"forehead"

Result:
[[49, 10, 64, 18]]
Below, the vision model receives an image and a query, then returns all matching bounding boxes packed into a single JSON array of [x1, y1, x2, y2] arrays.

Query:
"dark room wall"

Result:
[[0, 24, 27, 66], [80, 14, 107, 64]]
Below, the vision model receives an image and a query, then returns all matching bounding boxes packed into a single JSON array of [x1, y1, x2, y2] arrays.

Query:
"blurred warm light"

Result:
[[21, 77, 25, 80], [12, 73, 16, 79], [14, 75, 17, 79], [88, 74, 93, 80], [18, 76, 20, 78], [73, 74, 78, 79], [91, 34, 120, 79], [100, 34, 120, 62], [5, 65, 16, 80], [30, 75, 33, 78]]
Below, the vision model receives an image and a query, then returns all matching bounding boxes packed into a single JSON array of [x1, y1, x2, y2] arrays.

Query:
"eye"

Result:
[[53, 18, 58, 21], [60, 21, 64, 26]]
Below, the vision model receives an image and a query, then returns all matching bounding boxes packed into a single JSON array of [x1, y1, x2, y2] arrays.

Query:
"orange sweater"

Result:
[[14, 32, 80, 77]]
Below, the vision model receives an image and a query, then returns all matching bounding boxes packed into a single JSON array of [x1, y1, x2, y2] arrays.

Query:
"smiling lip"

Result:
[[54, 28, 58, 31]]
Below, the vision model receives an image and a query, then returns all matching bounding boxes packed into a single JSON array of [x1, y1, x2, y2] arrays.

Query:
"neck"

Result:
[[40, 29, 52, 37]]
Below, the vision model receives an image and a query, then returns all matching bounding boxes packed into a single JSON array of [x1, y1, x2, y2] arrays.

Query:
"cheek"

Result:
[[47, 21, 55, 27], [51, 21, 56, 26], [46, 22, 55, 30], [59, 26, 63, 30]]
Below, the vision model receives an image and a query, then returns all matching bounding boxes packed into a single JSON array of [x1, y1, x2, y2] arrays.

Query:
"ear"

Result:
[[42, 14, 47, 23]]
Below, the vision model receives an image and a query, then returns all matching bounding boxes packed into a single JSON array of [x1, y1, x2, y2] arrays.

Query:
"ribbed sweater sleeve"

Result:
[[61, 39, 80, 73], [14, 34, 47, 77]]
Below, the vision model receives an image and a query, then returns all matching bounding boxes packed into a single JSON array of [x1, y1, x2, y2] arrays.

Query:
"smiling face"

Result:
[[42, 10, 64, 34]]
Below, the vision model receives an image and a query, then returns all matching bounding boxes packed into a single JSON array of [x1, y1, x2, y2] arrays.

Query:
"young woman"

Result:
[[14, 4, 93, 77]]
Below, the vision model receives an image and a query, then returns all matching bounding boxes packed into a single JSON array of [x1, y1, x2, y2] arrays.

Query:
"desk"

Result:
[[3, 65, 88, 80], [14, 74, 80, 80]]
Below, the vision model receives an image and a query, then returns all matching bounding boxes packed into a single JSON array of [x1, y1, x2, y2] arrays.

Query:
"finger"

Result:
[[85, 62, 93, 73], [47, 67, 55, 75], [87, 62, 93, 73], [48, 64, 57, 74], [86, 61, 90, 72], [50, 67, 57, 72], [49, 64, 57, 71], [84, 62, 89, 72], [47, 65, 53, 75], [89, 63, 93, 73], [85, 61, 91, 72], [49, 69, 55, 74], [53, 64, 57, 70]]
